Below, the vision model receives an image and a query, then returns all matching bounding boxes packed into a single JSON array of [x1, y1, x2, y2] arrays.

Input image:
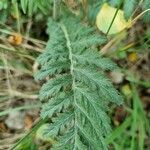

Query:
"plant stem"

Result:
[[10, 118, 48, 150], [53, 0, 61, 20], [106, 0, 123, 35]]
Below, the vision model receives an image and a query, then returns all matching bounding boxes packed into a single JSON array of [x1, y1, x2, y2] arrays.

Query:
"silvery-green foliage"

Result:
[[35, 17, 123, 150]]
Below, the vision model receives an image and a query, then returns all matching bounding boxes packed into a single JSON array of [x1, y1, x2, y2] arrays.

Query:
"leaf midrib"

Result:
[[60, 23, 78, 149]]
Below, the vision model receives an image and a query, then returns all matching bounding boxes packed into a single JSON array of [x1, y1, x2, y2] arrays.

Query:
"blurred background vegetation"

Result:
[[0, 0, 149, 149]]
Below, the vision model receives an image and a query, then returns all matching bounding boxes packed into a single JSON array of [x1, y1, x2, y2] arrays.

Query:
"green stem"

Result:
[[13, 1, 21, 33], [60, 23, 77, 148], [11, 118, 48, 150], [106, 1, 123, 35], [53, 0, 61, 20]]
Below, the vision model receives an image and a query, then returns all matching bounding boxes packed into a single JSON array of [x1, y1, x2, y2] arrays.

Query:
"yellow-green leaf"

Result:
[[96, 3, 131, 35]]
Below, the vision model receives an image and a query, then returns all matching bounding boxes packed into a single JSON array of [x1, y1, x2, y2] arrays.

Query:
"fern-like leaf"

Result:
[[35, 17, 123, 149]]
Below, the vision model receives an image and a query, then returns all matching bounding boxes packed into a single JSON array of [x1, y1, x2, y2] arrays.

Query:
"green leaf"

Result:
[[36, 17, 123, 149], [41, 92, 73, 118], [109, 0, 122, 8], [74, 50, 118, 70], [39, 74, 72, 100], [142, 0, 150, 22], [43, 112, 74, 138], [20, 0, 28, 14], [35, 61, 70, 80], [123, 0, 139, 20]]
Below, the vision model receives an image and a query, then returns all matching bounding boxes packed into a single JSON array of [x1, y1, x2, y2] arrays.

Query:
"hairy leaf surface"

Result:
[[35, 17, 123, 150]]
